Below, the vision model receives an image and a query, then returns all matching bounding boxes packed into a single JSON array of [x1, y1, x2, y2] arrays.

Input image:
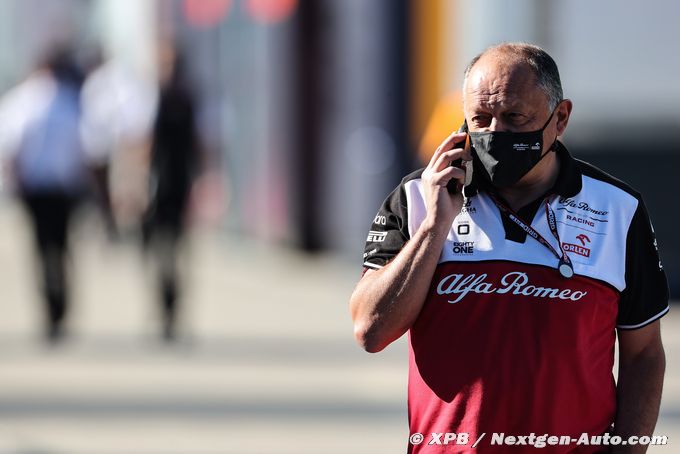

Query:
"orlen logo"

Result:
[[562, 234, 591, 258]]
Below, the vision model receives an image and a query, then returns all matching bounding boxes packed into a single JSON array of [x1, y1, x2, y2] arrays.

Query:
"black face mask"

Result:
[[468, 109, 558, 188]]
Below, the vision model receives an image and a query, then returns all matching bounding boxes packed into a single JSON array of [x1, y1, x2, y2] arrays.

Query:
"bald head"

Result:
[[463, 43, 563, 111]]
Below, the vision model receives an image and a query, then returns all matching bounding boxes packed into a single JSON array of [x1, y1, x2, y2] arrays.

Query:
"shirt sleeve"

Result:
[[616, 197, 670, 329], [362, 183, 410, 270]]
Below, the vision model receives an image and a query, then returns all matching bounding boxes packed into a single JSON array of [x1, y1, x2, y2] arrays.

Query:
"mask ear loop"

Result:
[[520, 107, 561, 177], [542, 101, 563, 153], [534, 144, 555, 166]]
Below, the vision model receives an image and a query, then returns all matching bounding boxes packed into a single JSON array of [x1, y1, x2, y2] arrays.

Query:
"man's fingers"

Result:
[[431, 164, 466, 187], [428, 132, 468, 167], [440, 131, 468, 152], [432, 147, 472, 173]]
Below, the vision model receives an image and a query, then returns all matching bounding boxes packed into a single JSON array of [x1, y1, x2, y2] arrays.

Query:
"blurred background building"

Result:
[[0, 0, 676, 292]]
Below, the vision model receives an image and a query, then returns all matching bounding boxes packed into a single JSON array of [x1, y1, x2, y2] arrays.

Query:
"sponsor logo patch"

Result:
[[367, 231, 388, 242], [373, 214, 387, 225], [363, 248, 378, 259], [566, 214, 596, 227], [576, 233, 590, 246], [452, 241, 474, 254], [562, 242, 590, 258], [461, 198, 476, 214], [557, 197, 609, 218], [562, 234, 592, 257]]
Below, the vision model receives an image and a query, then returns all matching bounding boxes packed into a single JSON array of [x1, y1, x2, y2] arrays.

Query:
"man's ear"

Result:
[[556, 99, 573, 136]]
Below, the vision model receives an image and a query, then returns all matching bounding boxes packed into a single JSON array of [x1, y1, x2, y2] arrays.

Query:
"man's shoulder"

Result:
[[400, 167, 425, 186], [574, 158, 642, 201], [376, 168, 426, 213]]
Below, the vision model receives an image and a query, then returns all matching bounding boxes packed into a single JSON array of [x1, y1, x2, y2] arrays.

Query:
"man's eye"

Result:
[[471, 116, 490, 126]]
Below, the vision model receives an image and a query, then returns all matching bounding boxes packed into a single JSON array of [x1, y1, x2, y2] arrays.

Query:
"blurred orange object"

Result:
[[418, 90, 465, 165]]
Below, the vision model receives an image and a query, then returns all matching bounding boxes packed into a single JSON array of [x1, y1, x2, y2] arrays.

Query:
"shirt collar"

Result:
[[545, 140, 582, 198], [462, 140, 582, 199]]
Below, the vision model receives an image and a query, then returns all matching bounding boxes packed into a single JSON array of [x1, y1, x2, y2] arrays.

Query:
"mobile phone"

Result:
[[446, 122, 469, 194]]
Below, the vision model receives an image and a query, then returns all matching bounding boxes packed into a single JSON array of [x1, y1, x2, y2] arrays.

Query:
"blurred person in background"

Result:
[[351, 43, 668, 452], [143, 42, 201, 342], [0, 47, 87, 343]]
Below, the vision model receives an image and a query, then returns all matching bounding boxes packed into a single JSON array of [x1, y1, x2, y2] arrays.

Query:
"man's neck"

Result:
[[496, 151, 561, 211]]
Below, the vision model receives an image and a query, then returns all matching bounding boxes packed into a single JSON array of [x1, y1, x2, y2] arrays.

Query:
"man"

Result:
[[350, 43, 668, 453]]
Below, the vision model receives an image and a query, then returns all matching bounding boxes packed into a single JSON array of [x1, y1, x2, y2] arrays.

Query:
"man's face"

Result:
[[463, 55, 556, 150]]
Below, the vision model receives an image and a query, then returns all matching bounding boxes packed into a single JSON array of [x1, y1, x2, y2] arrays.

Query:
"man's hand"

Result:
[[420, 131, 470, 233], [350, 131, 470, 353]]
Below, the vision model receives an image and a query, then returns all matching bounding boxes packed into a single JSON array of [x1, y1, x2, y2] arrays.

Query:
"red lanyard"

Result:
[[487, 193, 574, 278]]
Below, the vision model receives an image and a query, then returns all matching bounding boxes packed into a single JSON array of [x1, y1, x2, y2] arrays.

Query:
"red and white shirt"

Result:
[[362, 143, 669, 453]]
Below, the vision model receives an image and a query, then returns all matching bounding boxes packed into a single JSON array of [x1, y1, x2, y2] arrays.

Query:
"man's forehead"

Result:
[[468, 55, 536, 88], [466, 55, 539, 97]]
